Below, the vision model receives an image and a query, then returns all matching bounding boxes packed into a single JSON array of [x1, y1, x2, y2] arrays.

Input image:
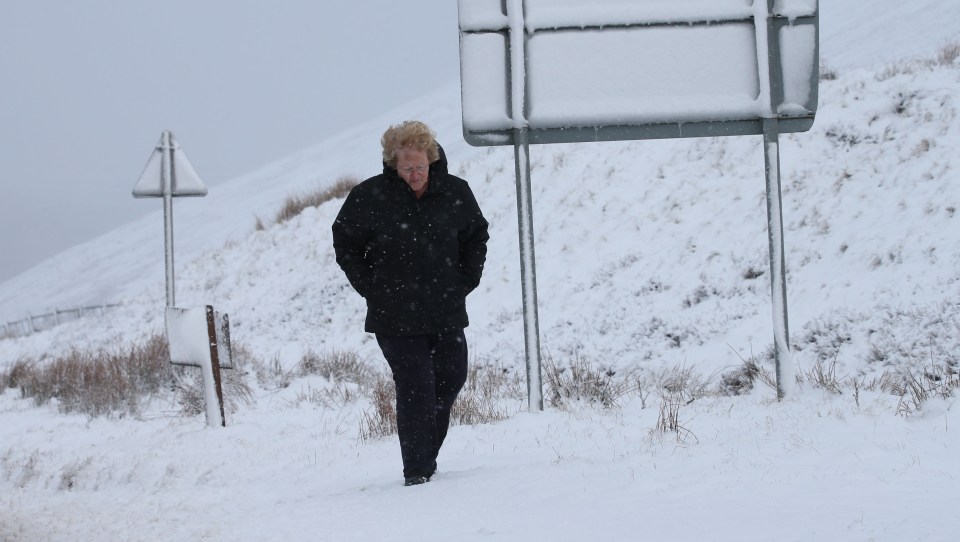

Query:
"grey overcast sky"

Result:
[[0, 1, 460, 284]]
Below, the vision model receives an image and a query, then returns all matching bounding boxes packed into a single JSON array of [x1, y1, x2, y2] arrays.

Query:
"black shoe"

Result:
[[404, 476, 430, 487]]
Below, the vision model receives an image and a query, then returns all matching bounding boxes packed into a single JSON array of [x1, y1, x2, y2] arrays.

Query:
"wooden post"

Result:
[[204, 305, 227, 427]]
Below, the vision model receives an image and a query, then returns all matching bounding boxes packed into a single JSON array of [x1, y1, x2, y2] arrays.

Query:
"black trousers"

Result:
[[376, 330, 469, 478]]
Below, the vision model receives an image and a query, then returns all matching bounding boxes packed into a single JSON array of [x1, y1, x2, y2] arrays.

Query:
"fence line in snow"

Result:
[[1, 303, 122, 339]]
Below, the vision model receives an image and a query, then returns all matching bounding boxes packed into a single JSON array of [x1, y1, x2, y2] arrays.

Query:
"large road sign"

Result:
[[458, 0, 819, 405], [459, 0, 818, 145]]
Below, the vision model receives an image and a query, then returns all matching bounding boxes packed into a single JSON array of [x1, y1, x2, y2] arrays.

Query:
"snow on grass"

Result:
[[2, 2, 960, 540]]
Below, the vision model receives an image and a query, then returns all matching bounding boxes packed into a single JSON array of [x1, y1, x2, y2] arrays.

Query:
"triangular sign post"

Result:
[[132, 130, 207, 307], [133, 131, 208, 197]]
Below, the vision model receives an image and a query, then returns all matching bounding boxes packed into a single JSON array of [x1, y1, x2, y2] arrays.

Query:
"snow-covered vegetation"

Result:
[[2, 2, 959, 540]]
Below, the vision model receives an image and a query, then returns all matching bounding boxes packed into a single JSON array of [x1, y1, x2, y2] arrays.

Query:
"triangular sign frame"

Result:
[[132, 131, 208, 198]]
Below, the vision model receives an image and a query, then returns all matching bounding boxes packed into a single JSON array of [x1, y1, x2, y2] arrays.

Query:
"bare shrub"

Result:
[[718, 345, 780, 396], [876, 44, 959, 82], [58, 457, 92, 491], [8, 334, 255, 419], [936, 41, 960, 66], [796, 315, 856, 364], [172, 369, 206, 416], [171, 362, 254, 418], [885, 362, 959, 416], [452, 362, 525, 426], [274, 175, 359, 225], [13, 451, 41, 488], [250, 353, 293, 389], [289, 383, 361, 410], [819, 62, 838, 81], [650, 364, 711, 399], [682, 285, 716, 308], [719, 358, 761, 396], [653, 389, 697, 444], [14, 334, 173, 417], [717, 350, 778, 395], [742, 266, 765, 280], [544, 352, 634, 409], [279, 349, 375, 411], [2, 356, 34, 390], [877, 61, 918, 81], [297, 348, 373, 386], [848, 377, 862, 407], [802, 355, 844, 394], [359, 374, 397, 443]]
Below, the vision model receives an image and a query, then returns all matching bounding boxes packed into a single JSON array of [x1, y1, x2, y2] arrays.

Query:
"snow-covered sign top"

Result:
[[458, 0, 819, 146]]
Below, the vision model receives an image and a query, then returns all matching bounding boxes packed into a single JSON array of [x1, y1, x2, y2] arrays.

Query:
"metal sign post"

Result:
[[161, 132, 176, 307], [514, 127, 544, 411], [763, 118, 790, 400], [761, 0, 793, 399], [458, 0, 819, 401], [506, 0, 544, 412], [132, 130, 208, 307]]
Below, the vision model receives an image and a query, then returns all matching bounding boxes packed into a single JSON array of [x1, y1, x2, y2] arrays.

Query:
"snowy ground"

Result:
[[2, 386, 956, 541], [2, 1, 960, 540]]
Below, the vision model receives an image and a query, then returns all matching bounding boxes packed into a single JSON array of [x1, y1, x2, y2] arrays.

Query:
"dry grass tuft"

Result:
[[10, 334, 172, 417], [884, 361, 959, 416], [297, 348, 372, 385], [819, 62, 838, 81], [452, 362, 525, 425], [282, 349, 375, 411], [544, 352, 635, 409], [936, 41, 960, 66], [172, 368, 253, 417], [802, 355, 844, 394], [719, 359, 761, 396], [2, 356, 35, 390], [274, 176, 359, 226], [653, 389, 697, 443], [2, 334, 257, 419], [359, 374, 397, 443]]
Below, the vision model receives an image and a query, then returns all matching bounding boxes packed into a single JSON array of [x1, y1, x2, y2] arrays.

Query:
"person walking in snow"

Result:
[[332, 120, 489, 486]]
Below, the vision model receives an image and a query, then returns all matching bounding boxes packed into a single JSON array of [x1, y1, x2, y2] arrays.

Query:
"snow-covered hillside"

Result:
[[3, 24, 958, 383], [2, 2, 960, 540]]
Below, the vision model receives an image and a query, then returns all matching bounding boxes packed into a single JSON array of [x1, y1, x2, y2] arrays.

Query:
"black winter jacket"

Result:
[[332, 148, 489, 335]]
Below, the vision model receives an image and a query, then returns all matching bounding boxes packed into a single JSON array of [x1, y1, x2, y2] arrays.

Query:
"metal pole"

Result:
[[763, 119, 790, 400], [513, 128, 544, 412], [506, 0, 543, 412], [161, 130, 176, 307], [763, 0, 790, 400]]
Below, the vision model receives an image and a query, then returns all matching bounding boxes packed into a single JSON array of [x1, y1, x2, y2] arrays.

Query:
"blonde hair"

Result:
[[381, 120, 440, 168]]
